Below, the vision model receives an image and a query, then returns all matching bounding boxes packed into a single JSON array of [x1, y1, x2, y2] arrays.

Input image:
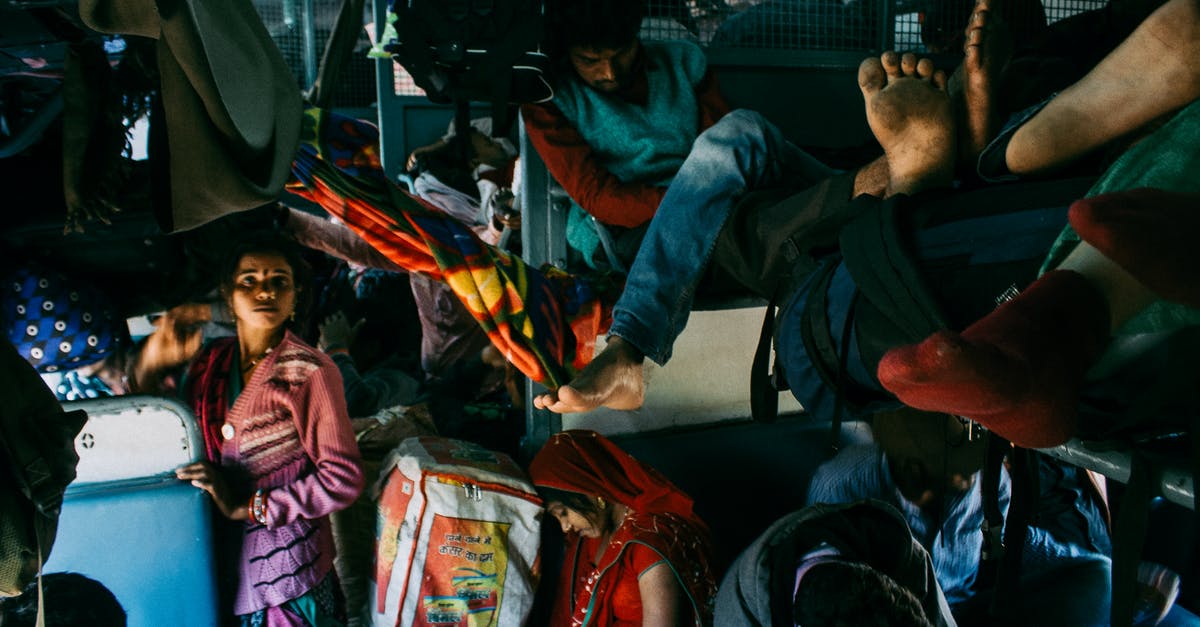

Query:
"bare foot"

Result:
[[961, 0, 1012, 163], [859, 51, 956, 196], [532, 337, 645, 413]]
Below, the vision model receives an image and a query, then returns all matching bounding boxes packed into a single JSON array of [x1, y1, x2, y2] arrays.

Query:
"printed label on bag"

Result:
[[417, 515, 509, 626], [375, 475, 417, 612], [420, 437, 523, 477]]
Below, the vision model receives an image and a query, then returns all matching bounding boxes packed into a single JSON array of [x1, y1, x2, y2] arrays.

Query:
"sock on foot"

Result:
[[1069, 188, 1200, 308], [876, 270, 1110, 448]]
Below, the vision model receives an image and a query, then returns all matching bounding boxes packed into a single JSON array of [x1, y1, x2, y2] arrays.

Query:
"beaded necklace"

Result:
[[240, 347, 273, 373]]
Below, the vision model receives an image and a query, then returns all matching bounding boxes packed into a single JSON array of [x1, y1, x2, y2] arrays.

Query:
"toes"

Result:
[[916, 57, 936, 79], [933, 69, 949, 90], [972, 7, 990, 28], [881, 50, 902, 79], [532, 393, 555, 410], [966, 26, 984, 49], [900, 52, 919, 76], [858, 56, 886, 96]]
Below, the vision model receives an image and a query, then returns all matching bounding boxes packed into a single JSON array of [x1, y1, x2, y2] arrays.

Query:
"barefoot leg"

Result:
[[858, 51, 956, 196], [532, 337, 646, 413], [960, 0, 1013, 163], [1006, 0, 1200, 175], [877, 270, 1111, 448]]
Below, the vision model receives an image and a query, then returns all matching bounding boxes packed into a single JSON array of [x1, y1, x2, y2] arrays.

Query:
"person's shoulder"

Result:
[[271, 332, 338, 383], [646, 39, 703, 57], [808, 444, 886, 502], [645, 39, 707, 82]]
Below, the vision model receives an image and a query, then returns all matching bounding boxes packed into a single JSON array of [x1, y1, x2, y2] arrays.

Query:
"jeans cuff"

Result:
[[607, 315, 670, 366], [977, 95, 1056, 183]]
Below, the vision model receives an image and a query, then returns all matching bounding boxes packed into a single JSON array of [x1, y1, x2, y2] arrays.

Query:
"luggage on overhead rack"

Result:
[[370, 436, 542, 627]]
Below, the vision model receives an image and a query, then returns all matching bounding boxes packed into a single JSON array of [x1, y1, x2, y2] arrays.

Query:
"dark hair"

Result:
[[218, 231, 314, 328], [793, 561, 932, 627], [536, 485, 614, 533], [537, 486, 600, 515], [547, 0, 646, 60], [0, 572, 127, 627], [411, 133, 481, 200]]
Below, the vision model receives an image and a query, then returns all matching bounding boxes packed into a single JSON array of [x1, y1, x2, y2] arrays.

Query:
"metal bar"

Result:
[[518, 116, 564, 459], [878, 0, 897, 51], [300, 0, 319, 87], [372, 0, 403, 180], [1042, 440, 1195, 511], [706, 48, 868, 70]]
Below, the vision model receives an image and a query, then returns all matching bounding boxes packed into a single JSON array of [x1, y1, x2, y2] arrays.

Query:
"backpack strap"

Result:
[[977, 433, 1008, 591], [35, 518, 46, 627], [987, 445, 1039, 619], [1110, 451, 1154, 627], [750, 295, 780, 424], [837, 195, 948, 345], [798, 257, 849, 409]]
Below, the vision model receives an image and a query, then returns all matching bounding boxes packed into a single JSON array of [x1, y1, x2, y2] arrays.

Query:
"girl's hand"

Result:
[[176, 462, 249, 521], [318, 311, 364, 353]]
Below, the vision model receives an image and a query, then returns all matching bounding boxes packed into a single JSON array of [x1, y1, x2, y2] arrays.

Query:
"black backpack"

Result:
[[376, 0, 552, 138], [1, 340, 88, 596]]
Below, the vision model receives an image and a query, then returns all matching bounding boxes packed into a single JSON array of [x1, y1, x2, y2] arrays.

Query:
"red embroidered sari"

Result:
[[529, 430, 716, 626]]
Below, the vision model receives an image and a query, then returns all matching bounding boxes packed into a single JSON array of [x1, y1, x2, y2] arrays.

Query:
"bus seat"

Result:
[[45, 396, 219, 627]]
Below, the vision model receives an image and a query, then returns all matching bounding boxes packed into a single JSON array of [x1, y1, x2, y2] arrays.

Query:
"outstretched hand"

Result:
[[63, 197, 121, 235], [134, 307, 205, 392], [176, 461, 249, 521], [318, 311, 365, 352]]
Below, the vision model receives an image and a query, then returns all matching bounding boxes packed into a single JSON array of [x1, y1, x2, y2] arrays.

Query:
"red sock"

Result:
[[1069, 188, 1200, 308], [876, 270, 1109, 448]]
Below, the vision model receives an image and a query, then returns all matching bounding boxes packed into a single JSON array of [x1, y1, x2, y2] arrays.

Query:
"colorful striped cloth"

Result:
[[288, 107, 619, 388]]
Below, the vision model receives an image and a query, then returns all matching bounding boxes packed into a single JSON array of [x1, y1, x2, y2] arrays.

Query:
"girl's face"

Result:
[[227, 252, 297, 332], [547, 501, 603, 538], [467, 129, 510, 170]]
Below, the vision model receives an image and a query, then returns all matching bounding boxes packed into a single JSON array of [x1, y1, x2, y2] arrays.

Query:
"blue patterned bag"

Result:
[[1, 265, 123, 373]]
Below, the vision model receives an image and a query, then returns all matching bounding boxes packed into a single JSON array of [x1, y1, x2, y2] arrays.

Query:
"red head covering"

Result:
[[528, 429, 698, 520], [529, 430, 716, 626]]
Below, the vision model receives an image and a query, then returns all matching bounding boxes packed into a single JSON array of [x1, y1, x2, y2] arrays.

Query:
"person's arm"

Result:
[[805, 445, 883, 506], [521, 102, 664, 228], [327, 353, 420, 417], [639, 561, 686, 627], [319, 311, 418, 416], [694, 69, 731, 132], [282, 206, 406, 272], [132, 303, 209, 393], [266, 357, 365, 525]]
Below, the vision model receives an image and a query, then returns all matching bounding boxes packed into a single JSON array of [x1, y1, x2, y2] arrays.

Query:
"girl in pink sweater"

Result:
[[177, 234, 364, 626]]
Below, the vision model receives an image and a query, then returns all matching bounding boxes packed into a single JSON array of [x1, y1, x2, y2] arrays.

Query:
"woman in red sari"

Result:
[[528, 430, 716, 627]]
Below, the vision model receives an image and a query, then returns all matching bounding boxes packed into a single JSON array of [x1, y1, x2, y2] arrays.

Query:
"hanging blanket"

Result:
[[288, 107, 619, 388]]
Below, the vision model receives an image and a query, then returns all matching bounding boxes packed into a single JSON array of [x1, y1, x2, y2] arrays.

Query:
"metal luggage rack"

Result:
[[1043, 438, 1195, 511], [642, 0, 1109, 50], [252, 0, 379, 107]]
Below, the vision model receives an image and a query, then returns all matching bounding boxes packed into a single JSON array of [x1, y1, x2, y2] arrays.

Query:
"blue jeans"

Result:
[[607, 109, 839, 364]]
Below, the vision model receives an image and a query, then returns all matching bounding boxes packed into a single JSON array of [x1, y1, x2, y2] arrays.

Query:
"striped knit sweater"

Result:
[[218, 331, 365, 615]]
